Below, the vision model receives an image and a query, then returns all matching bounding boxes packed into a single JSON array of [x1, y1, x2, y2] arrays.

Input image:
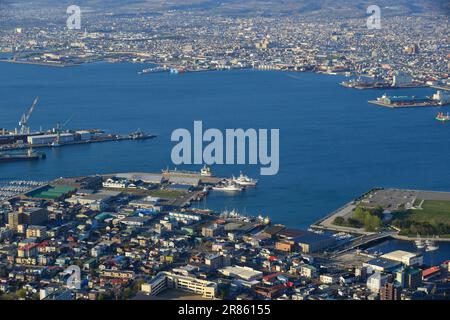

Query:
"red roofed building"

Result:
[[422, 266, 441, 280], [18, 243, 38, 258], [263, 272, 281, 282], [254, 283, 287, 299]]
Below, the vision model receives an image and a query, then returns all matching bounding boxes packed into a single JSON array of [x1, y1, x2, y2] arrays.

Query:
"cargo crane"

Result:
[[18, 97, 39, 134], [51, 115, 74, 147]]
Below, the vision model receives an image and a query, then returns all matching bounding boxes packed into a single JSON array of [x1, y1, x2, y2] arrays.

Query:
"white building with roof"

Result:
[[218, 265, 263, 281], [367, 272, 388, 293], [381, 250, 423, 266]]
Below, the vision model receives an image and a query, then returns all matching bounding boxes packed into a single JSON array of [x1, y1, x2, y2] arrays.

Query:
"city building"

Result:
[[218, 265, 263, 281], [142, 271, 217, 299], [367, 272, 389, 293], [381, 250, 423, 266], [380, 282, 401, 300]]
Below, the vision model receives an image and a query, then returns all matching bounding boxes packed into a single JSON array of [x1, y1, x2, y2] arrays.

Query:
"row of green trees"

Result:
[[333, 206, 383, 232], [392, 219, 450, 236]]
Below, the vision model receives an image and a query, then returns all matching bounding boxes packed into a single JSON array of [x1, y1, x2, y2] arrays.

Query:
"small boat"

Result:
[[426, 242, 439, 252], [436, 112, 450, 122], [415, 234, 425, 249], [232, 171, 258, 186], [425, 238, 439, 252]]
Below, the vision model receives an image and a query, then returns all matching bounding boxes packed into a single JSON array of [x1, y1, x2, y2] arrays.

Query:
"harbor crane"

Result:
[[18, 96, 39, 134], [52, 115, 74, 147]]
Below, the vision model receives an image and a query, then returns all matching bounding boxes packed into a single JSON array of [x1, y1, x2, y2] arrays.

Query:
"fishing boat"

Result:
[[200, 165, 213, 176], [415, 234, 425, 249], [436, 112, 450, 122], [212, 181, 244, 192], [425, 239, 439, 252], [232, 171, 258, 186]]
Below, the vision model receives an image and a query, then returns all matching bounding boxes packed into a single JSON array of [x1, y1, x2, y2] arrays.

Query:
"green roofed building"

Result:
[[26, 185, 76, 200]]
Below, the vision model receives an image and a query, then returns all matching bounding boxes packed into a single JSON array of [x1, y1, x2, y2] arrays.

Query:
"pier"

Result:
[[0, 132, 156, 152], [368, 100, 443, 108]]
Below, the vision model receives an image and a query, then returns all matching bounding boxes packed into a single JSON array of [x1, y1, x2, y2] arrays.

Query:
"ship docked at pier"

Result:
[[231, 171, 258, 187], [0, 97, 156, 152], [369, 90, 450, 108]]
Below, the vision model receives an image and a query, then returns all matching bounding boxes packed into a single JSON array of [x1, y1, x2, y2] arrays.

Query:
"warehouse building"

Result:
[[381, 250, 423, 266], [27, 133, 74, 145], [218, 265, 263, 281], [363, 258, 402, 273]]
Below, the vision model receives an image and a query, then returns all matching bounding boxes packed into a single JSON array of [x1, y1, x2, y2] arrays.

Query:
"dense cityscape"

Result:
[[0, 0, 449, 303], [0, 4, 449, 87], [0, 169, 449, 300]]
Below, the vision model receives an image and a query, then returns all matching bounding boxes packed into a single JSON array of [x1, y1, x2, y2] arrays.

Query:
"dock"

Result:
[[0, 132, 156, 152], [0, 150, 46, 163], [161, 171, 223, 185], [368, 100, 444, 108]]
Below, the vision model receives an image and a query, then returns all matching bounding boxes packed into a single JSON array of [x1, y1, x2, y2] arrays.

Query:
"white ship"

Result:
[[212, 181, 244, 192], [415, 234, 425, 249], [232, 171, 258, 186], [425, 239, 439, 252], [200, 165, 212, 176]]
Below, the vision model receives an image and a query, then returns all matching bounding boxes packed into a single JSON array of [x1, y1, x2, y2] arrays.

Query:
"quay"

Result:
[[368, 100, 444, 108], [430, 85, 450, 91], [0, 132, 156, 152], [341, 82, 425, 90], [103, 169, 224, 186], [368, 91, 450, 108], [0, 150, 46, 163], [0, 59, 75, 67], [311, 187, 450, 243]]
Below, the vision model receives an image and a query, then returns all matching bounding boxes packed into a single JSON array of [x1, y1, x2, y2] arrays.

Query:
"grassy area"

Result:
[[406, 200, 450, 225], [392, 200, 450, 236]]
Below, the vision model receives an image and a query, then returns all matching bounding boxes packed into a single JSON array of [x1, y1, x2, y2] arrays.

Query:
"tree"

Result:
[[353, 207, 365, 222], [365, 215, 382, 232], [16, 289, 27, 299], [333, 217, 345, 226], [123, 288, 133, 299]]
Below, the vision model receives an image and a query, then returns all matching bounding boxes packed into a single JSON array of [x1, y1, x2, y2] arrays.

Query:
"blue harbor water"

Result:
[[0, 61, 449, 264]]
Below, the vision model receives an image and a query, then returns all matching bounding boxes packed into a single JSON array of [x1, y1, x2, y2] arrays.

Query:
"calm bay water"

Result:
[[0, 61, 449, 263]]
